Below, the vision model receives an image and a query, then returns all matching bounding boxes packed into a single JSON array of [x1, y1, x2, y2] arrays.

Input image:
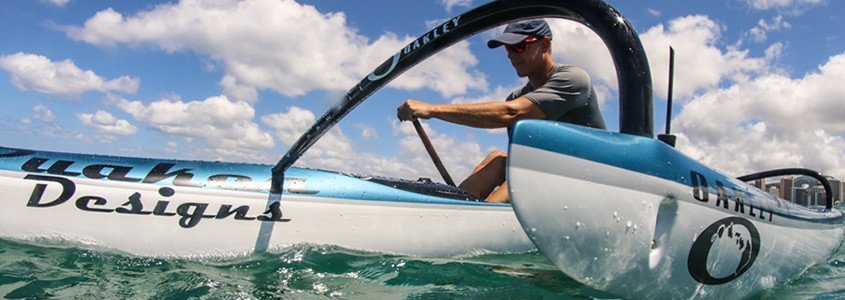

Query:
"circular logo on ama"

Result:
[[687, 217, 760, 285]]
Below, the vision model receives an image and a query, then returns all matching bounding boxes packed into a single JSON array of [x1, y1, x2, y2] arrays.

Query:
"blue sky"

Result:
[[1, 0, 843, 182]]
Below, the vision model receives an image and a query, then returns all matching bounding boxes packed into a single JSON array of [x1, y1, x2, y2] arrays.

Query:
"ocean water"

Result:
[[2, 234, 844, 299]]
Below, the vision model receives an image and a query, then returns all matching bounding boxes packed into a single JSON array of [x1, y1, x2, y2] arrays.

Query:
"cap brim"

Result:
[[487, 32, 529, 49]]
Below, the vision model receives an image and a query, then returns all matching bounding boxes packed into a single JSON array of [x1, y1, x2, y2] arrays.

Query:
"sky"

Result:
[[1, 0, 843, 183]]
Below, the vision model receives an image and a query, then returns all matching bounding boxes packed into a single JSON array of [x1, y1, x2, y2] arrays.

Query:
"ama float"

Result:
[[0, 0, 841, 298]]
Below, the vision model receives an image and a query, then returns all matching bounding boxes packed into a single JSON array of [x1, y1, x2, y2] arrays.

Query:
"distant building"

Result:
[[765, 182, 779, 191], [780, 177, 795, 201], [767, 186, 780, 198], [767, 175, 842, 206], [828, 178, 843, 204], [793, 185, 810, 206], [811, 185, 827, 207], [754, 178, 766, 190], [794, 176, 818, 190]]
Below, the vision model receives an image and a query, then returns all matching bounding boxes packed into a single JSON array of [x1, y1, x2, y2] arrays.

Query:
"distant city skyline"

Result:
[[757, 175, 843, 207]]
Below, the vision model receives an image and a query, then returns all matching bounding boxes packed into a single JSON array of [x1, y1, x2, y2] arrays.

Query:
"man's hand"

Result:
[[397, 99, 434, 121]]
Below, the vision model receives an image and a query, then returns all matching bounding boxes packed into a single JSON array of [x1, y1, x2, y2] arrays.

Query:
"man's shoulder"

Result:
[[506, 82, 532, 101], [550, 64, 591, 85], [552, 64, 588, 76]]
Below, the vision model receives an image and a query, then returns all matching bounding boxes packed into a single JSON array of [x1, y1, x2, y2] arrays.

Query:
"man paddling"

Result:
[[397, 19, 606, 203]]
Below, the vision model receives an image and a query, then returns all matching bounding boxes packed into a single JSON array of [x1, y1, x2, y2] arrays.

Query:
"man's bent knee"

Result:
[[490, 150, 506, 157], [486, 150, 507, 161]]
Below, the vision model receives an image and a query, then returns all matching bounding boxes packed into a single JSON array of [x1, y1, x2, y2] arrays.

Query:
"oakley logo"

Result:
[[687, 217, 760, 285]]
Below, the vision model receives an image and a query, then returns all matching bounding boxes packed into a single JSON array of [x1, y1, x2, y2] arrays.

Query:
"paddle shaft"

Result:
[[412, 119, 456, 187]]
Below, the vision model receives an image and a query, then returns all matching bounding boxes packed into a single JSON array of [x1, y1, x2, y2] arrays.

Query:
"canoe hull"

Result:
[[0, 147, 533, 258], [508, 120, 844, 298]]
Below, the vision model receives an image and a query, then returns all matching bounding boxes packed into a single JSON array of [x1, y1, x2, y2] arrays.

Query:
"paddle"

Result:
[[412, 119, 456, 187]]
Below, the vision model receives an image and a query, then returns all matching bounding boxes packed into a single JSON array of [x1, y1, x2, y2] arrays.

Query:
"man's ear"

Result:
[[542, 36, 552, 52]]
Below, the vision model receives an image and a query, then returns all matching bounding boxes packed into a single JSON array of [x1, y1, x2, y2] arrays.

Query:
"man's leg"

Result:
[[459, 150, 507, 200], [485, 180, 509, 203]]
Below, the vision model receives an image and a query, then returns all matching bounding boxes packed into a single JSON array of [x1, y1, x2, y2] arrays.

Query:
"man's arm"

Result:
[[397, 97, 545, 128]]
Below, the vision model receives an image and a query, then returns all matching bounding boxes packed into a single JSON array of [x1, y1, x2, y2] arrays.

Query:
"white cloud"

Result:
[[64, 0, 486, 101], [77, 110, 138, 135], [33, 105, 55, 122], [764, 43, 785, 62], [747, 15, 791, 43], [390, 39, 489, 97], [262, 106, 412, 176], [18, 105, 98, 144], [356, 124, 379, 140], [111, 94, 275, 160], [674, 53, 845, 179], [743, 0, 824, 12], [394, 119, 486, 181], [220, 74, 258, 104], [261, 106, 316, 147], [439, 0, 472, 13], [546, 19, 615, 92], [0, 52, 139, 97], [642, 16, 776, 100], [546, 15, 778, 102], [40, 0, 69, 7]]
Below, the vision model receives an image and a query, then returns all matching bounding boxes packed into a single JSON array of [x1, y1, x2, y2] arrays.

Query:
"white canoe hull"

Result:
[[0, 148, 533, 258], [509, 121, 844, 298]]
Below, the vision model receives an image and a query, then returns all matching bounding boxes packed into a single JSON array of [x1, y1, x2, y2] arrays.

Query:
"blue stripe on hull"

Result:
[[0, 147, 505, 207], [511, 120, 698, 188], [509, 120, 842, 223]]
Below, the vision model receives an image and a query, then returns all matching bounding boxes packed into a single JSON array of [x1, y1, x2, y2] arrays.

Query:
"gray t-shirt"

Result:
[[506, 64, 606, 129]]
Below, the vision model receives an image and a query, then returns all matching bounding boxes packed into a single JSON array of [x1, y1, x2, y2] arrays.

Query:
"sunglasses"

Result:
[[505, 37, 540, 54]]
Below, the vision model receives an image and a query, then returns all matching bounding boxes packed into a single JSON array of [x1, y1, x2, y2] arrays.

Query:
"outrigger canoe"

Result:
[[2, 0, 843, 298]]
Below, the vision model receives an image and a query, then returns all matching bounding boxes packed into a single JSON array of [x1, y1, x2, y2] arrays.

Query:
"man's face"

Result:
[[506, 36, 547, 77]]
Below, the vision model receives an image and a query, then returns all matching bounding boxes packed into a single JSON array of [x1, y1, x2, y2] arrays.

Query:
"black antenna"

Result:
[[658, 46, 677, 147]]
